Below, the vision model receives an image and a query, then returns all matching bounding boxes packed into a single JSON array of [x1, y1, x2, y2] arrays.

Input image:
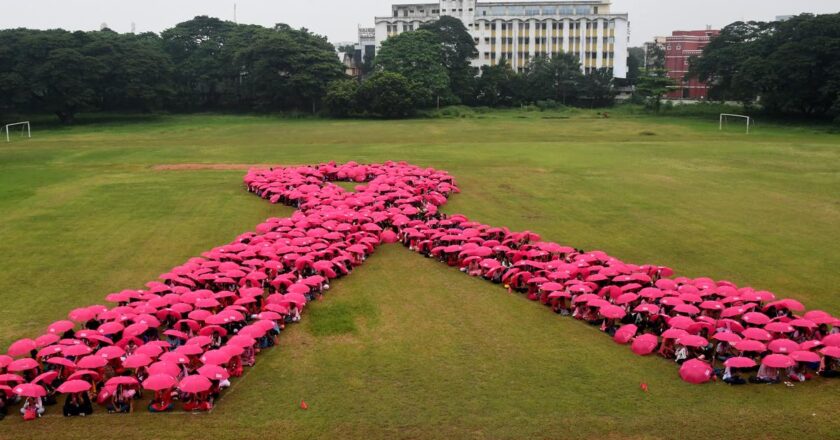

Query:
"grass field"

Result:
[[0, 110, 838, 439]]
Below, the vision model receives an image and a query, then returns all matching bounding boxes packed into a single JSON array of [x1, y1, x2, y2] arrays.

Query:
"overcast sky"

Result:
[[1, 0, 837, 46]]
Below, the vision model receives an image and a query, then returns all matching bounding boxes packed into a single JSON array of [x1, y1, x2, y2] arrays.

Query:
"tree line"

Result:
[[2, 13, 838, 122], [0, 16, 345, 123], [689, 13, 840, 118]]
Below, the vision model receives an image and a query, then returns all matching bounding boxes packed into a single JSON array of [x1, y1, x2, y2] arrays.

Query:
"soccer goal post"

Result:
[[4, 121, 31, 142], [719, 114, 753, 134]]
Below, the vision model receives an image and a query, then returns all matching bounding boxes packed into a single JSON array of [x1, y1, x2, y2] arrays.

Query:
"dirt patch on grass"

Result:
[[152, 163, 277, 171]]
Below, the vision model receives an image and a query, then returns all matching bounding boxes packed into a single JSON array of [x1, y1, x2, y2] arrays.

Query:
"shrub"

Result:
[[324, 79, 359, 117], [356, 72, 416, 119]]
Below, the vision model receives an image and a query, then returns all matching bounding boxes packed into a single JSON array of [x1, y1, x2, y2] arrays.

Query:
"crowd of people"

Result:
[[2, 161, 837, 422]]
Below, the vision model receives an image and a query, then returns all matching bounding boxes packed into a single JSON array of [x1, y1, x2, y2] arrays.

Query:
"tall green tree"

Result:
[[235, 24, 345, 111], [625, 47, 644, 86], [161, 16, 238, 109], [524, 53, 584, 105], [636, 69, 675, 113], [374, 30, 451, 107], [474, 60, 525, 107], [419, 16, 478, 103], [581, 68, 617, 107]]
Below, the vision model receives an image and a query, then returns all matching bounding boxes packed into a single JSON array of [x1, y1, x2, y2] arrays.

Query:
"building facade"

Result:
[[663, 29, 719, 99], [362, 0, 629, 78]]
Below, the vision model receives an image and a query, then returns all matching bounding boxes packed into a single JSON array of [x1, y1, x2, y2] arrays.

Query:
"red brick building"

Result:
[[664, 29, 719, 99]]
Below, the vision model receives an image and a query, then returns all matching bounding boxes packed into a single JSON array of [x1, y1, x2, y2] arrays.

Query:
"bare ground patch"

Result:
[[152, 163, 279, 171]]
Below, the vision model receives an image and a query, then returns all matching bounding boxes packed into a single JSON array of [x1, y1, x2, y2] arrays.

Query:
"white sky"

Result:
[[0, 0, 837, 46]]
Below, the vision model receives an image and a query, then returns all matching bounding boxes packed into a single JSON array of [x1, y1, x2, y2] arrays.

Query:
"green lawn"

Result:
[[0, 111, 838, 439]]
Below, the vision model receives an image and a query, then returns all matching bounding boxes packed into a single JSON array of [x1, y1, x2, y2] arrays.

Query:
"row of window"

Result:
[[482, 20, 616, 31], [483, 51, 615, 59], [393, 8, 439, 17], [477, 6, 596, 16], [480, 37, 615, 45], [386, 24, 415, 33]]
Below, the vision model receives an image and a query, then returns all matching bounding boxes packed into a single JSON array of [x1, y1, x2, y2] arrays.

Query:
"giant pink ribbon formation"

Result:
[[2, 162, 839, 419]]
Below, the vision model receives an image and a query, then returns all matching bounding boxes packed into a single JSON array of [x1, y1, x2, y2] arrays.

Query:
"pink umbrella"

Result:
[[677, 335, 708, 348], [761, 354, 795, 369], [679, 359, 713, 384], [200, 350, 232, 365], [227, 335, 257, 348], [134, 344, 164, 358], [712, 332, 742, 343], [820, 346, 840, 358], [742, 312, 770, 325], [8, 358, 39, 372], [7, 338, 37, 357], [143, 374, 177, 391], [799, 340, 822, 351], [767, 339, 799, 354], [56, 380, 91, 394], [48, 320, 76, 334], [77, 355, 108, 369], [221, 344, 244, 357], [175, 344, 204, 356], [766, 299, 805, 312], [123, 354, 153, 369], [599, 305, 626, 319], [613, 325, 637, 345], [673, 304, 700, 315], [106, 376, 139, 387], [661, 328, 688, 340], [159, 352, 189, 365], [286, 284, 310, 295], [68, 307, 98, 323], [764, 322, 794, 334], [197, 364, 230, 380], [32, 371, 59, 385], [13, 383, 46, 398], [733, 340, 767, 353], [35, 334, 60, 348], [633, 304, 660, 314], [789, 350, 821, 363], [667, 316, 695, 330], [788, 318, 817, 329], [178, 374, 212, 393], [742, 328, 772, 341], [821, 334, 840, 347], [148, 361, 181, 377], [97, 346, 126, 360], [67, 369, 101, 382], [0, 373, 24, 384], [724, 357, 757, 368], [62, 344, 93, 357], [46, 357, 76, 368], [630, 334, 659, 355]]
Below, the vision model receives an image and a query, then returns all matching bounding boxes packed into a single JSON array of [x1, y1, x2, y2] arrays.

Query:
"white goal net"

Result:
[[3, 121, 31, 142], [719, 114, 753, 134]]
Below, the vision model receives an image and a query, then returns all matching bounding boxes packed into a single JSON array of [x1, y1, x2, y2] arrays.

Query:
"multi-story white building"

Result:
[[363, 0, 629, 78]]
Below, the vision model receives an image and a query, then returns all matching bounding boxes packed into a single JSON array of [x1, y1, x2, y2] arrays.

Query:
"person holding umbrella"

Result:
[[106, 384, 134, 413], [148, 389, 174, 412], [143, 374, 177, 412], [21, 396, 44, 420], [63, 391, 93, 417]]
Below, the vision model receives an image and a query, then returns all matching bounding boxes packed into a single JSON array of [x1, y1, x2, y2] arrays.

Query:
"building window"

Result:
[[676, 45, 681, 50]]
